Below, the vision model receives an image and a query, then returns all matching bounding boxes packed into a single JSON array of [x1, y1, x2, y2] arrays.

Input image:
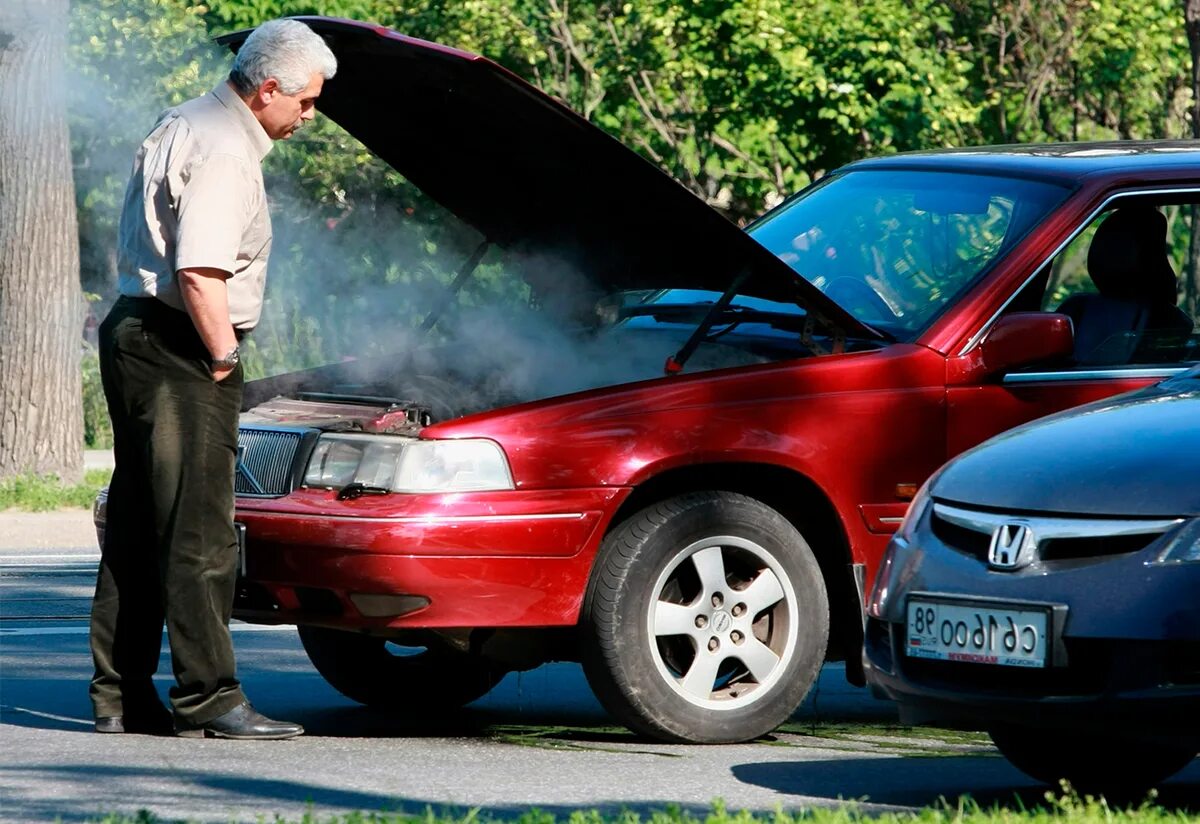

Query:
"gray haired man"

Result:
[[90, 19, 336, 739]]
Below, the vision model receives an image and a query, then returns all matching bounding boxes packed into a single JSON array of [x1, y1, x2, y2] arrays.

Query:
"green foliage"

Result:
[[81, 342, 113, 449], [79, 791, 1200, 824], [69, 0, 223, 296], [948, 0, 1189, 143], [66, 0, 1200, 378], [203, 0, 386, 33], [0, 469, 112, 512], [373, 0, 981, 220]]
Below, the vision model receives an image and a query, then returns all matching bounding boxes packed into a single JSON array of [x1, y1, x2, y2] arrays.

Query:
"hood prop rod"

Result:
[[419, 238, 491, 332], [664, 268, 751, 375]]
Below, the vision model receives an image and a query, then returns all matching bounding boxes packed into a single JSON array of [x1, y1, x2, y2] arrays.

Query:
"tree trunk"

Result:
[[0, 0, 84, 482], [1185, 0, 1200, 317]]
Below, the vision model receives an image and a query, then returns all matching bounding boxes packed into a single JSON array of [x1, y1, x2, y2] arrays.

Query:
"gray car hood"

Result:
[[217, 17, 881, 342], [933, 376, 1200, 518]]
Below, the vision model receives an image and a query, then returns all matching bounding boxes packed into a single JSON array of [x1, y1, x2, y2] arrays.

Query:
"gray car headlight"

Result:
[[304, 433, 514, 493], [1153, 519, 1200, 564]]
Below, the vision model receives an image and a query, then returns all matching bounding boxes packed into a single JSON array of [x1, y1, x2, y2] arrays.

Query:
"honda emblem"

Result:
[[987, 522, 1036, 570]]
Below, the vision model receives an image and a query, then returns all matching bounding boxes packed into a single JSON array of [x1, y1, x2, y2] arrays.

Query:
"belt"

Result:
[[115, 295, 249, 340]]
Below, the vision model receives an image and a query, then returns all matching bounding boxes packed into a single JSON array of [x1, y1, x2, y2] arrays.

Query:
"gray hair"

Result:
[[229, 19, 337, 96]]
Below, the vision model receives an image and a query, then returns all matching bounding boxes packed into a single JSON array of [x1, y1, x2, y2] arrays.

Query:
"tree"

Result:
[[377, 0, 980, 221], [0, 0, 85, 482], [949, 0, 1188, 143]]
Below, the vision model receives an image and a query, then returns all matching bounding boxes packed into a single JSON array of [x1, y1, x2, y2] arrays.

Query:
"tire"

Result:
[[298, 626, 506, 710], [989, 724, 1197, 793], [581, 491, 830, 743]]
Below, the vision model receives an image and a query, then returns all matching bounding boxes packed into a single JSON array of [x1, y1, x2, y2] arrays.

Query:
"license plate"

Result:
[[905, 596, 1049, 668], [234, 522, 247, 578]]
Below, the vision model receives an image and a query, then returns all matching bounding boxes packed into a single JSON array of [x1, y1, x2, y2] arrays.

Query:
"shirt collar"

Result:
[[209, 80, 274, 162]]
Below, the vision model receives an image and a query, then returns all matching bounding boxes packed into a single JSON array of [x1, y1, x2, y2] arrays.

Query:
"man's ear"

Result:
[[257, 77, 281, 104]]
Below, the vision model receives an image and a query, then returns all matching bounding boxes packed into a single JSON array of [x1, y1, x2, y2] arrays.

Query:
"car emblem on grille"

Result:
[[235, 444, 266, 495], [987, 522, 1036, 570]]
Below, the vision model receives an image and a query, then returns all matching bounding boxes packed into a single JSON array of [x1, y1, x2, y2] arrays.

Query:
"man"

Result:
[[90, 19, 336, 739]]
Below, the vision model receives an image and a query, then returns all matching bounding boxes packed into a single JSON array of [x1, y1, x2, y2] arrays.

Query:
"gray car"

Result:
[[864, 366, 1200, 792]]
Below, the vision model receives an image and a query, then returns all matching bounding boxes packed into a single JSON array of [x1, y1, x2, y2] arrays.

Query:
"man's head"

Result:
[[229, 19, 338, 140]]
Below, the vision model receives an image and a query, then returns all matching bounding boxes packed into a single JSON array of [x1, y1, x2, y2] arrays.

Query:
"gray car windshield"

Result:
[[749, 169, 1071, 340]]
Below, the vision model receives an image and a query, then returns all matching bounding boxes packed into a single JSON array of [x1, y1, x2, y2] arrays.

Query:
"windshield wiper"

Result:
[[337, 483, 391, 501], [665, 270, 751, 374], [624, 302, 808, 332], [660, 271, 878, 373]]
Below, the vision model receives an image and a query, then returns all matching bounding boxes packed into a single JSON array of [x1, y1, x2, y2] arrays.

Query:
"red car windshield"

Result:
[[749, 169, 1071, 341]]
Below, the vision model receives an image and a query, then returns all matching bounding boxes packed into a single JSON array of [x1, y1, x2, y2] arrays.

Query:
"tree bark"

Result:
[[0, 0, 84, 482]]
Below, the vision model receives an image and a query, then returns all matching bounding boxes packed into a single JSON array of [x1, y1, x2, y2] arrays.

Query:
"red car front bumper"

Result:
[[232, 486, 627, 630]]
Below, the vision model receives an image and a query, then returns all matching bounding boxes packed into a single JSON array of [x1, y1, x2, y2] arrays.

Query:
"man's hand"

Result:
[[177, 266, 239, 381]]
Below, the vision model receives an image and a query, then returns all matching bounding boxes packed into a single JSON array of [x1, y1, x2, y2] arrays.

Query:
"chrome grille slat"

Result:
[[236, 428, 303, 497], [933, 504, 1181, 540], [931, 503, 1182, 563]]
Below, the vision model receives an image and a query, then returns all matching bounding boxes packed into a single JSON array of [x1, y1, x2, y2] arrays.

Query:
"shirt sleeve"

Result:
[[173, 153, 252, 276]]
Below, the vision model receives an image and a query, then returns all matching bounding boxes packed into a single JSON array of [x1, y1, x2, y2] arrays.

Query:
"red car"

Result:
[[96, 18, 1200, 743]]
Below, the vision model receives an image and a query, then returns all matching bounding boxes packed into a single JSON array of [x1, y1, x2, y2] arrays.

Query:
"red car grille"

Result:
[[235, 428, 304, 497]]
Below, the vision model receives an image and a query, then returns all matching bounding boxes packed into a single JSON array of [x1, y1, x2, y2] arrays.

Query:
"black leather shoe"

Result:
[[175, 701, 303, 740], [94, 705, 173, 735]]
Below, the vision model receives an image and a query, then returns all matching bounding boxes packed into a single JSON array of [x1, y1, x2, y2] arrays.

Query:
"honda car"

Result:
[[864, 370, 1200, 790]]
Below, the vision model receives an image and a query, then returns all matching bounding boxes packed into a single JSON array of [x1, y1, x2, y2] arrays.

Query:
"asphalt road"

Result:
[[4, 521, 1200, 824]]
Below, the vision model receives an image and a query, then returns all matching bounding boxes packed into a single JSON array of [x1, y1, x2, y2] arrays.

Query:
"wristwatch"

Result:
[[211, 345, 240, 372]]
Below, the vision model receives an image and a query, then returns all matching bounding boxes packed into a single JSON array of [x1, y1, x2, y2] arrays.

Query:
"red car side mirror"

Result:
[[948, 312, 1074, 384]]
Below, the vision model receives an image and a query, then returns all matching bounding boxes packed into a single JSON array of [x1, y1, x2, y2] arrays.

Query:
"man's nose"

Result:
[[301, 108, 315, 121]]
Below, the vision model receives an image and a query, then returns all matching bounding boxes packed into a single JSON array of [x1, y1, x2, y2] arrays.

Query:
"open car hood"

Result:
[[217, 17, 881, 341]]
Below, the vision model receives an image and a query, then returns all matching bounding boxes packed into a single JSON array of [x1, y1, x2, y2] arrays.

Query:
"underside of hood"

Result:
[[240, 394, 431, 434], [217, 17, 878, 341]]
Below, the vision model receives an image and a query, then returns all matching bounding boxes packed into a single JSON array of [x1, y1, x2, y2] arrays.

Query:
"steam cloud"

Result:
[[248, 202, 772, 420]]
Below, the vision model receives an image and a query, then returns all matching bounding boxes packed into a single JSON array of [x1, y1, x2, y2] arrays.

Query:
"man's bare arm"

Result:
[[178, 266, 240, 382]]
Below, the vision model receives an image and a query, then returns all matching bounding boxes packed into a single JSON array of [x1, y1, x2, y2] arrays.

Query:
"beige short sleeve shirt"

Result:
[[116, 81, 274, 330]]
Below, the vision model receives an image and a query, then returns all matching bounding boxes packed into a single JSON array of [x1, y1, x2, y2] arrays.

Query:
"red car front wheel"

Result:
[[581, 491, 829, 743]]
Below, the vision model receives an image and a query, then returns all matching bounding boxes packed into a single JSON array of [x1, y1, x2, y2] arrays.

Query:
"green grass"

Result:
[[0, 469, 111, 511], [485, 723, 683, 756], [773, 720, 994, 757], [480, 721, 988, 758], [80, 792, 1199, 824]]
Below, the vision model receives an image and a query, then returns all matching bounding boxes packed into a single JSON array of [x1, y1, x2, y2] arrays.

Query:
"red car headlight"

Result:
[[303, 433, 514, 494]]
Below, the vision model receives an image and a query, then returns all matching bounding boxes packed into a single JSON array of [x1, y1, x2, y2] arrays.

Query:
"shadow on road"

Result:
[[733, 756, 1200, 812], [8, 756, 1200, 824], [1, 762, 727, 824]]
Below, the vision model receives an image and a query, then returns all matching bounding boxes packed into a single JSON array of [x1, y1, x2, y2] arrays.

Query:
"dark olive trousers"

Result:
[[90, 295, 246, 725]]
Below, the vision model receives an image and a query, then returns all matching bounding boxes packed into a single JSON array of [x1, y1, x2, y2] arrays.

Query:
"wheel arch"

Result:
[[597, 462, 863, 679]]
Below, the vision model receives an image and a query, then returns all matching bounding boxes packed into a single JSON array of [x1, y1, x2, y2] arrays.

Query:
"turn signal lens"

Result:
[[895, 475, 937, 544], [868, 472, 941, 619]]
